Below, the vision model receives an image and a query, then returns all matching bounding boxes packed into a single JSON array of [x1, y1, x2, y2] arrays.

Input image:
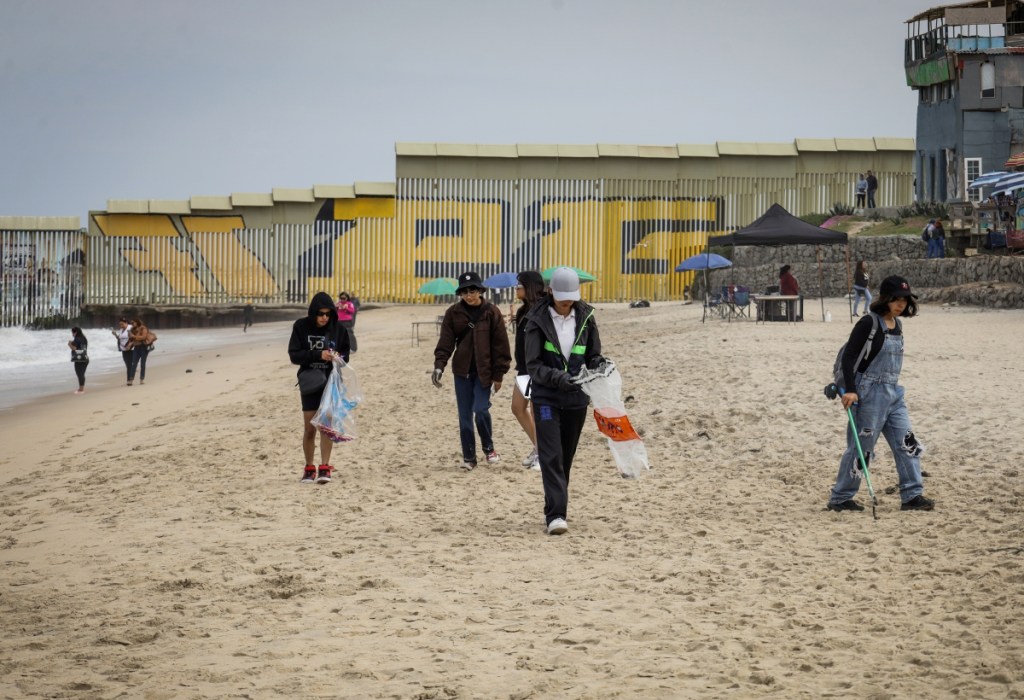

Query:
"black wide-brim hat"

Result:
[[455, 271, 485, 294]]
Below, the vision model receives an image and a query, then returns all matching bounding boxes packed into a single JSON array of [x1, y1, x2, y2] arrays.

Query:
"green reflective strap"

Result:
[[543, 341, 559, 354], [570, 344, 586, 355]]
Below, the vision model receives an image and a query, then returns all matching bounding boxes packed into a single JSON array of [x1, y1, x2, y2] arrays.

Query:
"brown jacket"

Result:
[[433, 300, 511, 387], [128, 322, 156, 348]]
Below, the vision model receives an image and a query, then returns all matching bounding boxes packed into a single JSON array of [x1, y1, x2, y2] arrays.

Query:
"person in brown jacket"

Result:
[[432, 271, 512, 470], [127, 317, 155, 385]]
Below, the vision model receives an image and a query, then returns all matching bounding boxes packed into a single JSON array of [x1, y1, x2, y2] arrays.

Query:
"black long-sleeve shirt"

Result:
[[840, 313, 901, 390]]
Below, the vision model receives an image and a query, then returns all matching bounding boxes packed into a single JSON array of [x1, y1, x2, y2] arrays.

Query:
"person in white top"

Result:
[[111, 317, 133, 385]]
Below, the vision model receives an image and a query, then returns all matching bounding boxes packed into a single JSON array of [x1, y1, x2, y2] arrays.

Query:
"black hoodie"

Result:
[[288, 291, 351, 380]]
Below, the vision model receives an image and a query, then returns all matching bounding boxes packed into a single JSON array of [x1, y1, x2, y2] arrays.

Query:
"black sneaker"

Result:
[[827, 499, 865, 512], [300, 465, 317, 483], [900, 495, 934, 511]]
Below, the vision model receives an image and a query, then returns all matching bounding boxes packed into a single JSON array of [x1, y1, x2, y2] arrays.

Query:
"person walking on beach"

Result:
[[866, 170, 879, 208], [827, 276, 934, 513], [432, 271, 511, 471], [243, 301, 254, 332], [336, 292, 358, 352], [127, 317, 153, 385], [68, 327, 89, 394], [523, 267, 605, 535], [852, 260, 872, 317], [511, 271, 546, 470], [112, 317, 133, 385], [288, 291, 351, 484]]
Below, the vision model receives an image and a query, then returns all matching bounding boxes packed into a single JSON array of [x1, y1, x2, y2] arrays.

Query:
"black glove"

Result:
[[555, 371, 580, 392], [431, 368, 443, 388]]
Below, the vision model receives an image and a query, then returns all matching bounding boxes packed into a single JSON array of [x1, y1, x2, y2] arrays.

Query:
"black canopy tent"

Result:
[[707, 203, 850, 321]]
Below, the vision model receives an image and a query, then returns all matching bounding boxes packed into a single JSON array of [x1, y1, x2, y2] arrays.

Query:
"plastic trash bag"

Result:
[[574, 360, 649, 478], [310, 357, 363, 443]]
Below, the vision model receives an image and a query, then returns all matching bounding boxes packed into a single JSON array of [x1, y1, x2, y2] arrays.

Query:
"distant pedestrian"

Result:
[[852, 260, 872, 317], [336, 292, 358, 352], [112, 317, 133, 385], [68, 327, 89, 394], [855, 174, 867, 208], [128, 317, 153, 385], [932, 219, 946, 258], [432, 271, 512, 471], [866, 170, 879, 208], [243, 301, 254, 332]]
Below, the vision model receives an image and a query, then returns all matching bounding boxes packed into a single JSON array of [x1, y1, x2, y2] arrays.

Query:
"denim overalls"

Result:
[[829, 323, 925, 505]]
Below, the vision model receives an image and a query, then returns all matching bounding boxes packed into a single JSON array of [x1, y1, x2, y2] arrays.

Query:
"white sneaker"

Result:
[[461, 460, 477, 471], [485, 450, 501, 464], [546, 518, 568, 535], [530, 459, 541, 471], [521, 448, 538, 467]]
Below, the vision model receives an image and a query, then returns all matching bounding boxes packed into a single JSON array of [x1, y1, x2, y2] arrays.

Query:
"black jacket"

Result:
[[841, 312, 901, 390], [288, 291, 351, 380], [523, 297, 602, 410]]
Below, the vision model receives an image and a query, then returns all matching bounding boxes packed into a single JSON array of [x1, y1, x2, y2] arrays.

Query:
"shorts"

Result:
[[300, 385, 326, 412]]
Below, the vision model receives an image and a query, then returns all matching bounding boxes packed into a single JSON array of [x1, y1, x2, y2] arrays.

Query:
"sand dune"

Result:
[[1, 300, 1022, 698]]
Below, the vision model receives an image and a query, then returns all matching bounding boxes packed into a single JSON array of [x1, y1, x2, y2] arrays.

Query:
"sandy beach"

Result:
[[2, 300, 1023, 698]]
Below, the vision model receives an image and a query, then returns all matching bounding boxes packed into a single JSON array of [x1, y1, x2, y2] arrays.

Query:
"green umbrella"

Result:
[[541, 266, 597, 283], [417, 277, 458, 295]]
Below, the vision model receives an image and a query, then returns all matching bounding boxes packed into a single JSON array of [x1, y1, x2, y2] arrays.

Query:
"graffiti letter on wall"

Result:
[[183, 217, 279, 297], [94, 214, 205, 297]]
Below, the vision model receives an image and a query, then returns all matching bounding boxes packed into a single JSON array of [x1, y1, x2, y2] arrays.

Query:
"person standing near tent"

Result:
[[523, 267, 605, 535], [511, 270, 546, 470], [779, 265, 800, 296], [432, 271, 512, 471], [827, 275, 933, 513], [852, 260, 872, 317]]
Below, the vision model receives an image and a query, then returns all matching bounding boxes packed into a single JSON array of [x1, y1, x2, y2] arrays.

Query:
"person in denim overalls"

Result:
[[828, 276, 934, 512]]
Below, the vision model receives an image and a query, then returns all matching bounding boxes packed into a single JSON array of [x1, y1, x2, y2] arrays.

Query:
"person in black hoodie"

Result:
[[523, 267, 605, 536], [288, 291, 351, 484]]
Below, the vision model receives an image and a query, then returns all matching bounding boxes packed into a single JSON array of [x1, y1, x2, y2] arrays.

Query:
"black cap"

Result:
[[879, 275, 917, 299], [455, 271, 485, 294]]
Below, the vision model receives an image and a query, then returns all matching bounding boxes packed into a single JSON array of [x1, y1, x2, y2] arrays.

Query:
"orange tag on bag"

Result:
[[593, 408, 640, 442]]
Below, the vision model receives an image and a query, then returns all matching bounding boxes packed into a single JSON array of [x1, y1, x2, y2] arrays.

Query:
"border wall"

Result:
[[2, 139, 916, 326]]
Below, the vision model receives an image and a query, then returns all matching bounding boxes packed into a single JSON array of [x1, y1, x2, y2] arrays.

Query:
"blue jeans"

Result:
[[453, 373, 494, 463], [852, 285, 872, 315]]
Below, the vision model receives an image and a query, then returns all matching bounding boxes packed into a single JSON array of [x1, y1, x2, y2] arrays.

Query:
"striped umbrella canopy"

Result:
[[990, 172, 1024, 195], [1005, 152, 1024, 168], [968, 171, 1008, 188]]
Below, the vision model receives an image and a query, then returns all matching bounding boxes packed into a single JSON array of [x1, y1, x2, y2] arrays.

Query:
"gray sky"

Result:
[[2, 0, 927, 221]]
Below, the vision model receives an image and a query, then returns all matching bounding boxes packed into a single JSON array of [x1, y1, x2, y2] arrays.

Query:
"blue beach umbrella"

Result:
[[483, 271, 520, 288], [674, 252, 733, 271]]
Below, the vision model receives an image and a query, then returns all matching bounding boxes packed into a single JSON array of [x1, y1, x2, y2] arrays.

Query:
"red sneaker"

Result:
[[315, 464, 333, 484], [300, 465, 316, 483]]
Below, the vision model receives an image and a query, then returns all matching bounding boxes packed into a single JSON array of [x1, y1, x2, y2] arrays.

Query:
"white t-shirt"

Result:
[[548, 306, 576, 361]]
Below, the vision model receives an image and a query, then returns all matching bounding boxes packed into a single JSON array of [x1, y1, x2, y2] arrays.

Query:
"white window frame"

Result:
[[965, 157, 983, 202]]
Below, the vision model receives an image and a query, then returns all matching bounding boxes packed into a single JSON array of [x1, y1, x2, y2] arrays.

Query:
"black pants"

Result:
[[129, 345, 149, 381], [74, 361, 88, 387], [121, 350, 133, 380], [533, 403, 588, 525]]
